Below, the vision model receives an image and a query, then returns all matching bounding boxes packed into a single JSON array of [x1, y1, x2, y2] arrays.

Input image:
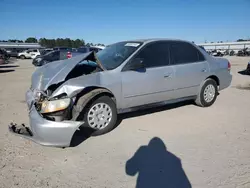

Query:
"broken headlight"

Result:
[[40, 98, 71, 114]]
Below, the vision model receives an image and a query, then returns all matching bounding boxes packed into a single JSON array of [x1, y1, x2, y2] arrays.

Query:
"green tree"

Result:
[[38, 37, 85, 48], [8, 39, 22, 43], [65, 38, 72, 48], [74, 39, 84, 48], [39, 38, 47, 47], [25, 37, 38, 43]]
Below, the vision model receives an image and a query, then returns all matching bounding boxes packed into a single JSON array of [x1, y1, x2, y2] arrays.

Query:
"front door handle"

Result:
[[201, 68, 207, 72]]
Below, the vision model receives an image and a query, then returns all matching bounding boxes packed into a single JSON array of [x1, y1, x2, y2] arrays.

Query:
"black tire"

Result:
[[79, 96, 117, 136], [20, 55, 25, 59], [195, 78, 218, 107]]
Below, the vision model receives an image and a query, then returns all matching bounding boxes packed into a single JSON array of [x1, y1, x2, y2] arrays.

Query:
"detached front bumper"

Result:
[[9, 89, 83, 147]]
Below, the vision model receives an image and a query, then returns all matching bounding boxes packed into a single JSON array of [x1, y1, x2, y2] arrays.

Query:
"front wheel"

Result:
[[195, 78, 218, 107], [82, 96, 117, 136]]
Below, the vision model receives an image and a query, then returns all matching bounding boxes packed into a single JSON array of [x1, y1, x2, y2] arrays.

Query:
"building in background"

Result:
[[198, 41, 250, 52], [0, 42, 42, 57]]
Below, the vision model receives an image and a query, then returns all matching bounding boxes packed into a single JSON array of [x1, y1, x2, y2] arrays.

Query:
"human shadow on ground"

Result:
[[238, 70, 250, 76], [126, 137, 192, 188], [118, 100, 193, 121], [0, 69, 15, 73], [0, 65, 19, 69], [69, 100, 193, 147]]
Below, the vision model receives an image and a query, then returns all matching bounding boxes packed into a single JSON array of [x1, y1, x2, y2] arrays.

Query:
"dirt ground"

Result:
[[0, 56, 250, 188]]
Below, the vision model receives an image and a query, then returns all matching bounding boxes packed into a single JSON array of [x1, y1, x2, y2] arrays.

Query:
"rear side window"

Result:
[[170, 42, 205, 65], [134, 42, 170, 68]]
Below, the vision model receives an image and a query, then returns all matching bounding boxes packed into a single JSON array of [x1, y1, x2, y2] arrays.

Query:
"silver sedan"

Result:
[[9, 39, 232, 147]]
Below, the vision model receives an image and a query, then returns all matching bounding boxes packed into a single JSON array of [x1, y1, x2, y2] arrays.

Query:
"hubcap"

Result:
[[204, 84, 215, 103], [87, 103, 112, 130]]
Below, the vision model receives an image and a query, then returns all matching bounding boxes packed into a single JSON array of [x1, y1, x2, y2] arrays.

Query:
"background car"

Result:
[[0, 54, 5, 65], [5, 48, 22, 57], [32, 50, 61, 66], [29, 49, 41, 59], [32, 47, 103, 66], [18, 50, 32, 59], [211, 50, 224, 57], [237, 48, 250, 56], [0, 57, 4, 65], [0, 48, 10, 60], [65, 46, 103, 58], [39, 48, 53, 56], [53, 47, 71, 51]]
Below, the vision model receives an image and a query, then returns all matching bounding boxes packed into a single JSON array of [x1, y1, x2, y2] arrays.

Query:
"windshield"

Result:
[[96, 41, 142, 70]]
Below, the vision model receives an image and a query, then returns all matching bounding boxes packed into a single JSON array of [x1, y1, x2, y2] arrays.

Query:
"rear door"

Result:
[[121, 41, 175, 108], [170, 41, 209, 98]]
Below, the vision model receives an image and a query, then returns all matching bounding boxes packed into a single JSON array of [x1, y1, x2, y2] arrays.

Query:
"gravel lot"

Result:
[[0, 57, 250, 188]]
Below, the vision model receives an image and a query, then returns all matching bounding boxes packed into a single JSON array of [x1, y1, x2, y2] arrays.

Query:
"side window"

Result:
[[170, 42, 205, 64], [133, 42, 170, 68]]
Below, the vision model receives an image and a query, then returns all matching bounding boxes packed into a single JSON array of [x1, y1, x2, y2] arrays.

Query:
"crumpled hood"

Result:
[[31, 52, 94, 90]]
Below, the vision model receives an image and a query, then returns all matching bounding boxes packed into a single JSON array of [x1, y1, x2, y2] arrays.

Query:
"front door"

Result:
[[121, 41, 175, 109]]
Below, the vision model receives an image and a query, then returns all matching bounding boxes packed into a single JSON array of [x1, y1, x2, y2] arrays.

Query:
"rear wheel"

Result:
[[79, 96, 117, 136], [195, 78, 218, 107], [20, 55, 25, 59]]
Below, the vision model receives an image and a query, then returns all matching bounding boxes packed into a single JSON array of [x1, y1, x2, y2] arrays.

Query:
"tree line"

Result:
[[0, 37, 105, 48]]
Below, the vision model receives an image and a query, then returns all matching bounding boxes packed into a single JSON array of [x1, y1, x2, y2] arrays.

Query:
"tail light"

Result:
[[228, 61, 231, 71], [67, 51, 72, 59]]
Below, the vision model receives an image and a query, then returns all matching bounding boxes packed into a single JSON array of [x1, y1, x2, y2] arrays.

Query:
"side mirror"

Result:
[[128, 58, 145, 71]]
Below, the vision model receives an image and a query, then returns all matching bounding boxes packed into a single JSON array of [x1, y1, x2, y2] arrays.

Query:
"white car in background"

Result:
[[29, 49, 41, 59], [18, 50, 32, 59], [18, 49, 41, 59]]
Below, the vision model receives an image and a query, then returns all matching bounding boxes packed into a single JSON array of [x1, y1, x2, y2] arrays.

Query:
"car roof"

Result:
[[110, 38, 194, 45]]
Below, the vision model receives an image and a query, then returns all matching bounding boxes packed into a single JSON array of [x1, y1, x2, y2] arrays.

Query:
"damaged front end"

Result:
[[8, 89, 84, 147], [9, 52, 103, 147]]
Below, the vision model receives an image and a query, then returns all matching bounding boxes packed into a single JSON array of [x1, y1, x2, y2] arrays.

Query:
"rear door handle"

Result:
[[164, 74, 172, 78]]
